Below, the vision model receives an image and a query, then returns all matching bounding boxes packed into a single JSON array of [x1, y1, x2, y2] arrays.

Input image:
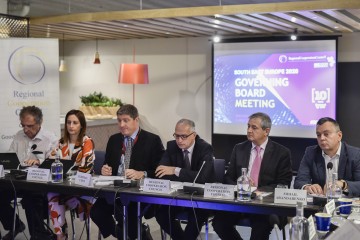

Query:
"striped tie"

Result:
[[124, 137, 133, 170], [183, 150, 191, 169]]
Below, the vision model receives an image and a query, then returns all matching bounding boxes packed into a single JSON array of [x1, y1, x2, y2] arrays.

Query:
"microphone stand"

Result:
[[183, 161, 206, 195]]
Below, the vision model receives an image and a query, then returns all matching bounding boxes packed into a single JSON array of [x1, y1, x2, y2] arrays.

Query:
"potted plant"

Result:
[[79, 92, 123, 119]]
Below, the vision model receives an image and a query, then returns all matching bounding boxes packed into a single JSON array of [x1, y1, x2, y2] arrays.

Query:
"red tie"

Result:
[[250, 146, 262, 187]]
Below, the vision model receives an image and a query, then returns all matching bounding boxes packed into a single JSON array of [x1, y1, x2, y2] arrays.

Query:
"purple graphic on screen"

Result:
[[214, 51, 336, 127]]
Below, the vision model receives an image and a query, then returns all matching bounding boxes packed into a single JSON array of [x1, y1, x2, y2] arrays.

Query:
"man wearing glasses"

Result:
[[0, 106, 57, 240], [294, 117, 360, 196], [10, 106, 57, 166], [155, 119, 215, 240]]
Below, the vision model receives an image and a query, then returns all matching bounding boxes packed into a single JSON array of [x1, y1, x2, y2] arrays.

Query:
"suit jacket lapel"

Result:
[[315, 148, 326, 186], [176, 148, 185, 168], [259, 140, 273, 180], [338, 143, 347, 179], [242, 141, 252, 170]]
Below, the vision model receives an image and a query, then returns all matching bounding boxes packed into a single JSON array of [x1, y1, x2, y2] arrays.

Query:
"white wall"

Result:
[[60, 33, 360, 145], [60, 37, 213, 145], [338, 32, 360, 62]]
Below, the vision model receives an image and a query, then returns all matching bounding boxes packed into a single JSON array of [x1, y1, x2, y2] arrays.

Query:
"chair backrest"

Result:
[[94, 150, 106, 175], [214, 158, 225, 183]]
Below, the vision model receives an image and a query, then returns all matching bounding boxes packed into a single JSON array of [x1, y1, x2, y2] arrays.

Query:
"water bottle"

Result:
[[327, 172, 342, 202], [51, 152, 63, 183], [289, 201, 310, 240], [237, 168, 251, 201]]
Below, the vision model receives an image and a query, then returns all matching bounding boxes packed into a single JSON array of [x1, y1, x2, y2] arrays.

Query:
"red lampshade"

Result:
[[94, 52, 101, 64], [119, 63, 149, 84]]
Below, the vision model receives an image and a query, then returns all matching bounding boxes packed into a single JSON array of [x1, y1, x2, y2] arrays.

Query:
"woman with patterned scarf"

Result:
[[47, 109, 95, 240]]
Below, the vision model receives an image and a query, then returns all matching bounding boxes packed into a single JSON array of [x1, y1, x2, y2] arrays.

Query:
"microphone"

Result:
[[114, 154, 138, 187], [31, 144, 43, 155], [183, 161, 206, 195], [326, 162, 333, 189], [327, 162, 333, 171], [66, 162, 78, 175], [193, 161, 206, 185], [269, 214, 281, 240]]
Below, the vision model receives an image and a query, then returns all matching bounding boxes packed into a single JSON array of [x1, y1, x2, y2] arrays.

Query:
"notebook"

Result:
[[0, 152, 21, 170], [39, 158, 77, 175]]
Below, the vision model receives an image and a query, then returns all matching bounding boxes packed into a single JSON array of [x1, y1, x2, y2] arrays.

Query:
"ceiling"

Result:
[[6, 0, 360, 41]]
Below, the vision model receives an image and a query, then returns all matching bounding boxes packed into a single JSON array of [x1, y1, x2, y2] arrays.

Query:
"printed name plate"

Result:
[[308, 215, 316, 240], [27, 168, 50, 182], [0, 165, 4, 178], [143, 178, 171, 194], [204, 183, 235, 200], [324, 199, 336, 215], [75, 172, 93, 187], [274, 188, 307, 205]]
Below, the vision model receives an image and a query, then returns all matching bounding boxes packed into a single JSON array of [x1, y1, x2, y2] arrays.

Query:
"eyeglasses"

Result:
[[19, 123, 37, 129], [173, 132, 195, 140]]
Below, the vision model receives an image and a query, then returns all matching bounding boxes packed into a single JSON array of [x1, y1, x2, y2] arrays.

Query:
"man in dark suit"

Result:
[[212, 112, 292, 240], [90, 104, 165, 240], [155, 119, 215, 240], [294, 117, 360, 196]]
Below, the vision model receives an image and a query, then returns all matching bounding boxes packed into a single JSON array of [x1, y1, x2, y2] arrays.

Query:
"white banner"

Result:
[[0, 38, 60, 152]]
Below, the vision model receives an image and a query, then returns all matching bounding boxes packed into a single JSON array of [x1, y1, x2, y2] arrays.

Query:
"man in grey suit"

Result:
[[294, 117, 360, 196], [212, 112, 292, 240]]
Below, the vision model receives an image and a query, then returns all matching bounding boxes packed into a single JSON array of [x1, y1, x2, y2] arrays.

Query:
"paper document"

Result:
[[94, 176, 124, 181]]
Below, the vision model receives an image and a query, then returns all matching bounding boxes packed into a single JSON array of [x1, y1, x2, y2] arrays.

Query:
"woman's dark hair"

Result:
[[63, 109, 87, 145]]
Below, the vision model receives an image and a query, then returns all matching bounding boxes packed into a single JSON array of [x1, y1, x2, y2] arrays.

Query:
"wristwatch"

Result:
[[143, 171, 147, 178], [340, 180, 348, 190]]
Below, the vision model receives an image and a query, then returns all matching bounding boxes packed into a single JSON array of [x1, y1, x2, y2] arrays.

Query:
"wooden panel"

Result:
[[26, 0, 360, 41]]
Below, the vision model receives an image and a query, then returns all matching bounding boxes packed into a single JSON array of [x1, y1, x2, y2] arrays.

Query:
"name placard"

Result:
[[0, 165, 4, 178], [204, 183, 235, 200], [308, 215, 316, 240], [324, 199, 336, 215], [143, 178, 171, 194], [274, 188, 307, 205], [27, 168, 51, 182], [75, 172, 93, 187]]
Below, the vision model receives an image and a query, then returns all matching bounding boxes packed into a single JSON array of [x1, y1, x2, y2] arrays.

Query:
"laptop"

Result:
[[39, 159, 78, 175], [0, 152, 21, 170]]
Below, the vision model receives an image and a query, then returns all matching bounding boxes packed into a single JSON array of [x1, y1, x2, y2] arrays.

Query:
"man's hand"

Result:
[[24, 159, 40, 166], [304, 184, 324, 195], [101, 164, 112, 176], [155, 165, 176, 178], [125, 169, 144, 180]]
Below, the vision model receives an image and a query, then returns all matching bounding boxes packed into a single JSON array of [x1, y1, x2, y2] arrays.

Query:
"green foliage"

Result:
[[80, 92, 123, 107]]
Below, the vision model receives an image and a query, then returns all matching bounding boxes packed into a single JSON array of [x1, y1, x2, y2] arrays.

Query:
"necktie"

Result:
[[183, 150, 191, 169], [124, 137, 133, 170], [250, 146, 262, 187]]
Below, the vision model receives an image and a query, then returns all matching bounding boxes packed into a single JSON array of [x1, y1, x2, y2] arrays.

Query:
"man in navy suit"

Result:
[[294, 117, 360, 196], [212, 112, 292, 240], [155, 119, 215, 240], [90, 104, 164, 240]]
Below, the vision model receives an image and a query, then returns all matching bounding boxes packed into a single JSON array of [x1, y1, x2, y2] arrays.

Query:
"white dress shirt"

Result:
[[9, 127, 58, 165]]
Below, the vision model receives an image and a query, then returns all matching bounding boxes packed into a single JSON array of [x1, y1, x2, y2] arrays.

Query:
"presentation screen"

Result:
[[213, 38, 337, 138]]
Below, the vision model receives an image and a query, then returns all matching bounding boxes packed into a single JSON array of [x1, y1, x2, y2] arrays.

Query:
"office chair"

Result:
[[62, 151, 105, 240], [93, 150, 106, 239], [94, 150, 106, 175]]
